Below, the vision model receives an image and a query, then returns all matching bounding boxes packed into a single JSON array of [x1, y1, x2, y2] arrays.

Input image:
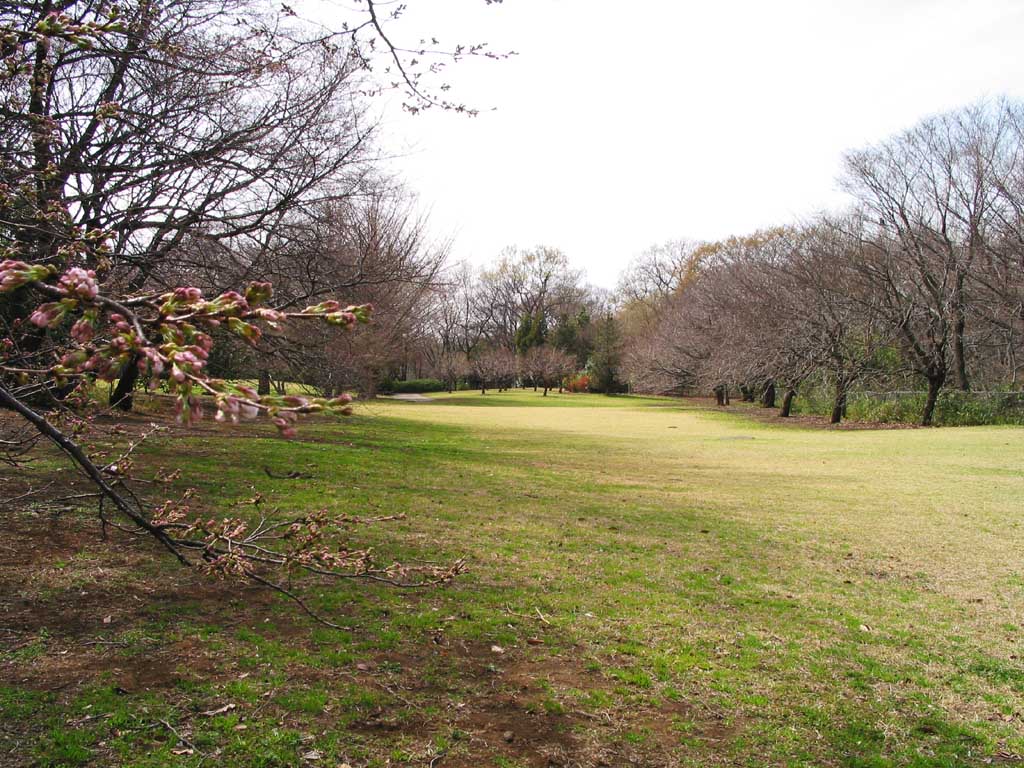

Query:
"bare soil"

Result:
[[0, 503, 726, 767]]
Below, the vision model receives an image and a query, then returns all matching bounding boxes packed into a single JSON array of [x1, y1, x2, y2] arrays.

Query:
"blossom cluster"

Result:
[[0, 260, 56, 292], [0, 260, 371, 438]]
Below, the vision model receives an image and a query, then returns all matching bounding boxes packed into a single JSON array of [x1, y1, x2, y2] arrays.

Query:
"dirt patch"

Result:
[[1, 442, 735, 766], [0, 514, 276, 686]]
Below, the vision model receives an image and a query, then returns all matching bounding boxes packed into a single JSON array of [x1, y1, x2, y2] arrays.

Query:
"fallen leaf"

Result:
[[490, 645, 505, 654]]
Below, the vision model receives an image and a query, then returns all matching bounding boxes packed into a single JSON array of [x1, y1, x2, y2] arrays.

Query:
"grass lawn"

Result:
[[3, 389, 1024, 767]]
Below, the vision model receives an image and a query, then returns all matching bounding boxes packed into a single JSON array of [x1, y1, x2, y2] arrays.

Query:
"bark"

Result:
[[952, 274, 970, 391], [713, 385, 725, 406], [761, 380, 776, 408], [780, 388, 796, 417], [952, 316, 970, 391], [110, 357, 140, 412], [830, 381, 847, 425], [258, 369, 271, 396], [921, 372, 945, 426]]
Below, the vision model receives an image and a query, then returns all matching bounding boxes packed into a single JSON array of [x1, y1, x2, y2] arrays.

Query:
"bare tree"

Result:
[[523, 346, 575, 396], [470, 347, 514, 394], [0, 0, 504, 615], [841, 101, 1019, 419]]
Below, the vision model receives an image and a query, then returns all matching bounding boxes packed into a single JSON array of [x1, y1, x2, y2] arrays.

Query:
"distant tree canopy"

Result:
[[620, 100, 1024, 425], [420, 246, 609, 392]]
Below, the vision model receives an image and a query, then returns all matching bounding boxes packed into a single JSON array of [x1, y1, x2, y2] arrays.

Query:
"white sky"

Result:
[[313, 0, 1024, 288]]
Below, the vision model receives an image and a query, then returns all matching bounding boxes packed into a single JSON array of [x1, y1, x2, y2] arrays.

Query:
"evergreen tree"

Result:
[[587, 314, 623, 393], [551, 310, 592, 366], [514, 311, 547, 355]]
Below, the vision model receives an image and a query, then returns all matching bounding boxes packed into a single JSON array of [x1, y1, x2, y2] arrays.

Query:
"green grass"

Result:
[[5, 388, 1024, 766]]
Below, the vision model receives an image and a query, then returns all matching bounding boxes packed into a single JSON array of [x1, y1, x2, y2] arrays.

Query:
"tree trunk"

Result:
[[830, 382, 847, 425], [480, 385, 486, 395], [921, 372, 945, 426], [952, 318, 970, 391], [543, 386, 548, 396], [714, 385, 725, 406], [258, 369, 271, 396], [761, 380, 776, 408], [724, 387, 730, 405], [110, 356, 140, 411], [779, 388, 796, 417], [952, 275, 970, 391]]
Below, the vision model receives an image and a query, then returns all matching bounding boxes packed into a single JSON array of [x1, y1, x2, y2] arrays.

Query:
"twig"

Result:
[[0, 384, 188, 565], [156, 718, 201, 756], [68, 712, 111, 726], [504, 604, 552, 625], [4, 481, 55, 504], [245, 571, 343, 629], [377, 681, 417, 711]]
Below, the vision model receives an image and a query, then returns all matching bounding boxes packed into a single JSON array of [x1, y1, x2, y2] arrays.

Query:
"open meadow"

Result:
[[5, 4, 1024, 767], [3, 390, 1024, 767]]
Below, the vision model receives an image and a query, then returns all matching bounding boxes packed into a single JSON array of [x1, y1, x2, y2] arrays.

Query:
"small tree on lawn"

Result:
[[470, 348, 508, 394], [523, 346, 575, 396]]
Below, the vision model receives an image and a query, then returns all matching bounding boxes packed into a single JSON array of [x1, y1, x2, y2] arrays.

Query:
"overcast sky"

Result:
[[313, 0, 1024, 288]]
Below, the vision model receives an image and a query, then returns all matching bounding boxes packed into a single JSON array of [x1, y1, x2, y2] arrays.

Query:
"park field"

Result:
[[3, 390, 1024, 767]]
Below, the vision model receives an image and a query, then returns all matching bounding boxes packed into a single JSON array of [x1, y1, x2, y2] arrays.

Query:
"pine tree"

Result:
[[587, 314, 622, 393]]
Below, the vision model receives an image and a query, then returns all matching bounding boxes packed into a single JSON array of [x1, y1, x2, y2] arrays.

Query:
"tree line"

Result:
[[416, 246, 624, 395], [158, 96, 1024, 427], [618, 100, 1024, 426]]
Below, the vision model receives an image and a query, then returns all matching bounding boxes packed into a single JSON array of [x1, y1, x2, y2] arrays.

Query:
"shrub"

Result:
[[791, 385, 1024, 426], [564, 373, 590, 393], [388, 378, 447, 394]]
